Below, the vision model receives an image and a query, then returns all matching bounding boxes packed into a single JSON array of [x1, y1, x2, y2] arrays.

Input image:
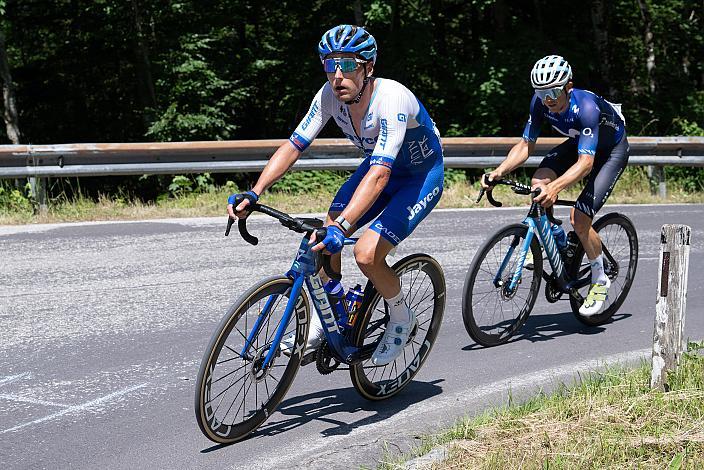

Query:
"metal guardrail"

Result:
[[1, 137, 703, 178]]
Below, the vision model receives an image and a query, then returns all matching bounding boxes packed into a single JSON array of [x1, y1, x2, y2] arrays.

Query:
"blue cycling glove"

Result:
[[228, 190, 259, 206], [321, 225, 345, 254]]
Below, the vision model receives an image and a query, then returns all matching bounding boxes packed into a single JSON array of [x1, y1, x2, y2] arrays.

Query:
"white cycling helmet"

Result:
[[530, 55, 572, 89]]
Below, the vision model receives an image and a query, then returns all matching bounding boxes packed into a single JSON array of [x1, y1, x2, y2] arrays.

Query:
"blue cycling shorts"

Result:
[[329, 159, 444, 245]]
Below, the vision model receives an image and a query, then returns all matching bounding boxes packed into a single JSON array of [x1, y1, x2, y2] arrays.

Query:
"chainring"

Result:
[[544, 274, 564, 303], [315, 340, 340, 375]]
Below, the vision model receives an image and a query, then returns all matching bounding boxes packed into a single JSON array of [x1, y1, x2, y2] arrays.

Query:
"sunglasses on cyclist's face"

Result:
[[322, 57, 366, 74], [534, 86, 565, 102]]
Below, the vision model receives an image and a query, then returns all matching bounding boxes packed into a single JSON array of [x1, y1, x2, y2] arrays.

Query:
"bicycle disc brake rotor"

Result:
[[500, 275, 520, 300], [249, 345, 277, 383]]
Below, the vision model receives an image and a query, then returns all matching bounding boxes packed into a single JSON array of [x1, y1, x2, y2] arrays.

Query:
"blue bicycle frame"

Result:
[[240, 234, 365, 370], [495, 206, 572, 294]]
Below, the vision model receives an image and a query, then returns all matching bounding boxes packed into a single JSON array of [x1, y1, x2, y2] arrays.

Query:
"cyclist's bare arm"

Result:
[[228, 142, 301, 218], [533, 153, 594, 207], [252, 142, 302, 195], [548, 153, 594, 193], [482, 139, 535, 189]]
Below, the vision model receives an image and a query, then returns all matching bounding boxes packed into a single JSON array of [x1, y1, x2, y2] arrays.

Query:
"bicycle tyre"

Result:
[[569, 212, 639, 326], [194, 275, 310, 444], [349, 254, 445, 400], [462, 223, 543, 347]]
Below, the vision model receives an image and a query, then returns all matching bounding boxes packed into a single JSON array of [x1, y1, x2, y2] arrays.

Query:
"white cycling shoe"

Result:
[[579, 277, 611, 316], [371, 308, 417, 366], [279, 315, 324, 356]]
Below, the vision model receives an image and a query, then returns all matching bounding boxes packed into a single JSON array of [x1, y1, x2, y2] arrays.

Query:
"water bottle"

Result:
[[324, 279, 348, 327], [551, 224, 568, 252], [564, 230, 579, 260], [344, 284, 364, 327]]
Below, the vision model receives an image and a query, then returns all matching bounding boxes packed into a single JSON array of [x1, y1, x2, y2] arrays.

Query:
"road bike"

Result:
[[194, 198, 446, 443], [462, 178, 638, 347]]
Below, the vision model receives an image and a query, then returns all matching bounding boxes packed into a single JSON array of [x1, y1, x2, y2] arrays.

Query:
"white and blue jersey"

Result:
[[289, 79, 443, 175], [522, 89, 626, 157], [288, 78, 444, 245]]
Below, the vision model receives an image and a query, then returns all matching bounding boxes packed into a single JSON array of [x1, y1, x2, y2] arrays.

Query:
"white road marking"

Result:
[[249, 349, 651, 469], [0, 383, 148, 434], [0, 373, 31, 387], [0, 394, 69, 408]]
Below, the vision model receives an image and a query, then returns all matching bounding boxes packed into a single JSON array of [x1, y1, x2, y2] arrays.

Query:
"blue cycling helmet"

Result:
[[318, 25, 377, 63]]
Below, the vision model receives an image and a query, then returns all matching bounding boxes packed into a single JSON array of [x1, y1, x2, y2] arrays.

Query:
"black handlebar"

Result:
[[226, 194, 341, 280], [476, 174, 575, 226]]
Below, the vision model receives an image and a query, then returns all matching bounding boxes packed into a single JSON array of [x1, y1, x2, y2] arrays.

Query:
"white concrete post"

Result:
[[651, 224, 691, 390]]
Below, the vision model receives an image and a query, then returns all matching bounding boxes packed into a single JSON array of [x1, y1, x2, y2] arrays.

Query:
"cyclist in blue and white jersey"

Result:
[[482, 55, 629, 316], [227, 25, 444, 365]]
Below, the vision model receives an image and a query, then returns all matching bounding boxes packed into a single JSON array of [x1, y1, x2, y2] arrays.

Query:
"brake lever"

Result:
[[313, 227, 343, 281]]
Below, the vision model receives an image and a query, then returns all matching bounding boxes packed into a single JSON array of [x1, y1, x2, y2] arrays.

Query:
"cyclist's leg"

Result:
[[572, 136, 630, 259], [325, 158, 391, 273], [356, 162, 444, 364], [574, 136, 630, 315], [285, 161, 392, 352]]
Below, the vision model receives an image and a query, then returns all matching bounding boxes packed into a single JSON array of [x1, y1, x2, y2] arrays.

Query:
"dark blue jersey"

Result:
[[522, 89, 625, 156]]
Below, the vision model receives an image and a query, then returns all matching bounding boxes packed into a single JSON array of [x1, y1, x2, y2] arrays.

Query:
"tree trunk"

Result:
[[131, 0, 157, 114], [0, 31, 22, 144], [590, 0, 614, 96], [532, 0, 544, 35], [353, 0, 364, 25], [637, 0, 656, 94]]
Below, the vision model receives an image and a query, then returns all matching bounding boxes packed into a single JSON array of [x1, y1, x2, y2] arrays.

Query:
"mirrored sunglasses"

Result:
[[322, 58, 366, 73], [534, 86, 565, 101]]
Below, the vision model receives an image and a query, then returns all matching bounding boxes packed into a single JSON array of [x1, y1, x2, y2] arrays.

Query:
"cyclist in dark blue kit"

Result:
[[482, 55, 629, 316]]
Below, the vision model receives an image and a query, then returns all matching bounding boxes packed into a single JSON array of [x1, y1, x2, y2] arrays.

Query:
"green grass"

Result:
[[2, 167, 704, 225], [378, 342, 704, 469]]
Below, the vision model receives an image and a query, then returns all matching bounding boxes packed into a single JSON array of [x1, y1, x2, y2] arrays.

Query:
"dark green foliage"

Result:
[[0, 1, 702, 203], [272, 170, 351, 193]]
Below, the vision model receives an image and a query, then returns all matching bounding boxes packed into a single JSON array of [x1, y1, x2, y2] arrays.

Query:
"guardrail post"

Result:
[[29, 176, 48, 214], [651, 224, 691, 391], [647, 165, 666, 199]]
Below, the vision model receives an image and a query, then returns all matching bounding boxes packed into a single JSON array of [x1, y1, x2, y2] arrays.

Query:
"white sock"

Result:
[[385, 291, 411, 323], [309, 310, 324, 338], [589, 254, 608, 285]]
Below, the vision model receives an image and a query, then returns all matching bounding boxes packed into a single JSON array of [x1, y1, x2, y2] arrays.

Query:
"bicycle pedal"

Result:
[[300, 349, 317, 366]]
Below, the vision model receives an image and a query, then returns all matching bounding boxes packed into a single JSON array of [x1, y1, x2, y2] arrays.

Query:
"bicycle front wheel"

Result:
[[194, 275, 310, 444], [462, 223, 543, 347], [349, 254, 445, 400], [569, 212, 639, 325]]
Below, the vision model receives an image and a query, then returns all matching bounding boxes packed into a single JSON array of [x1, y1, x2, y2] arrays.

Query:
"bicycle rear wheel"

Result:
[[462, 223, 543, 347], [194, 275, 309, 443], [349, 254, 445, 400], [569, 212, 639, 325]]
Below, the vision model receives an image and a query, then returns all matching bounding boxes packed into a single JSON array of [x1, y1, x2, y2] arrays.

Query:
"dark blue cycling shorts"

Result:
[[538, 135, 630, 218], [329, 158, 444, 245]]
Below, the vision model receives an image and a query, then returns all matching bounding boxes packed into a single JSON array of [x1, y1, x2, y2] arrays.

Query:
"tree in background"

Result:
[[0, 0, 700, 145]]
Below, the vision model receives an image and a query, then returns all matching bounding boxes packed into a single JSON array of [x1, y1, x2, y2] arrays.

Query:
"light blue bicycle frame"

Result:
[[494, 212, 568, 292]]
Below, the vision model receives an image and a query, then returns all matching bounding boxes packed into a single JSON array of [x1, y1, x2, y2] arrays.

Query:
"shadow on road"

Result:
[[462, 310, 632, 350], [253, 378, 442, 440]]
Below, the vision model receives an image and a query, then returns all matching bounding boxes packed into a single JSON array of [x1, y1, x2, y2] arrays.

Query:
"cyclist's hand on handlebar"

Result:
[[226, 190, 259, 219], [310, 224, 345, 254], [531, 182, 558, 208], [480, 171, 502, 191]]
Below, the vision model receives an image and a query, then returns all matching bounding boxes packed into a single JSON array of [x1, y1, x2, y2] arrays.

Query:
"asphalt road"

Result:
[[1, 204, 702, 469]]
